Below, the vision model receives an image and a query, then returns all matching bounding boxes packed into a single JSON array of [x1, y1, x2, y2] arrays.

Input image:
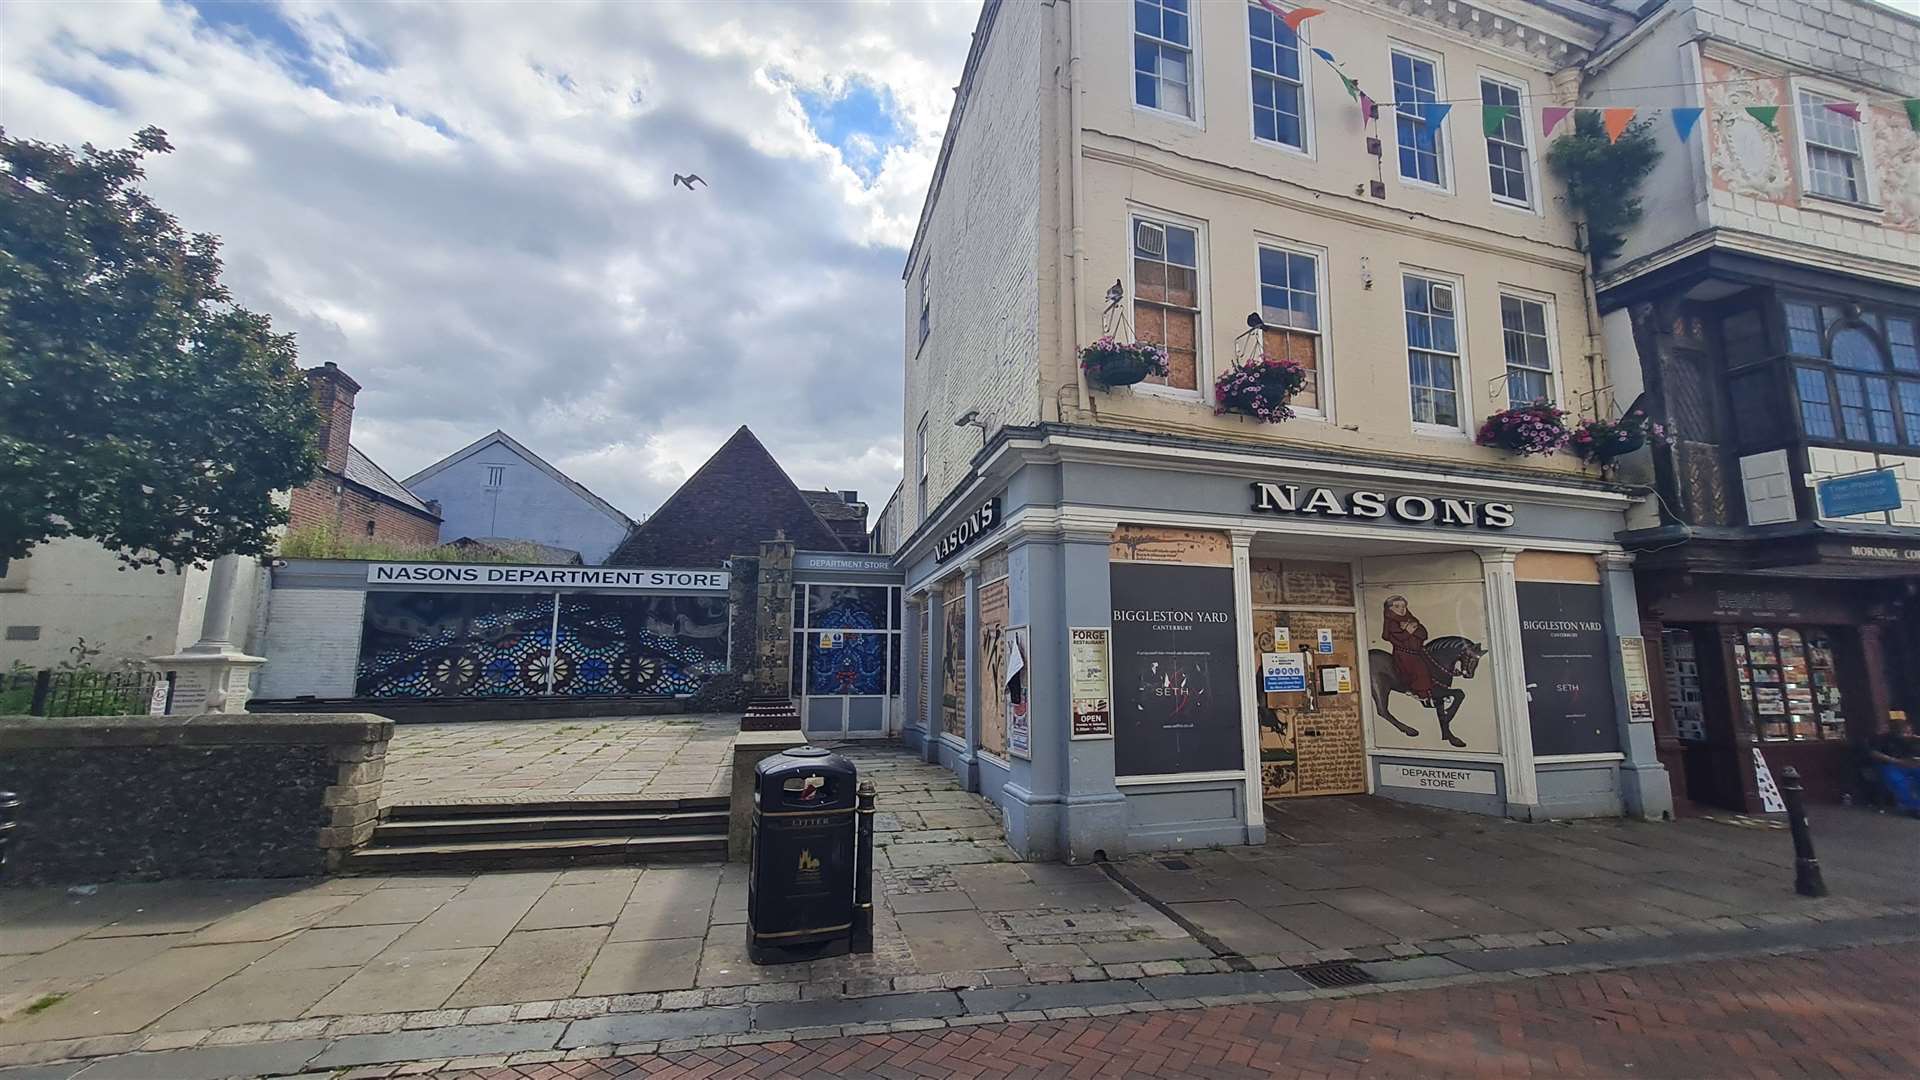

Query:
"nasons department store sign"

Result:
[[367, 563, 729, 591], [1250, 482, 1516, 530], [935, 497, 1001, 564]]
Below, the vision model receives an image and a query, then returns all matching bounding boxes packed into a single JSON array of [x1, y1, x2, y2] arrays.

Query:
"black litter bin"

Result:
[[0, 791, 19, 874], [748, 746, 857, 964]]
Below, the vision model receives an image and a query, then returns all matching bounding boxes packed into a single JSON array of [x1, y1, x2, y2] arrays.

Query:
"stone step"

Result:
[[383, 796, 729, 820], [371, 809, 730, 843], [341, 832, 727, 873]]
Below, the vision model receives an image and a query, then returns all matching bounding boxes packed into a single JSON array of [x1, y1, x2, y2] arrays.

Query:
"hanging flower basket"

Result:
[[1079, 337, 1170, 388], [1475, 401, 1572, 456], [1214, 355, 1308, 423], [1572, 410, 1670, 462]]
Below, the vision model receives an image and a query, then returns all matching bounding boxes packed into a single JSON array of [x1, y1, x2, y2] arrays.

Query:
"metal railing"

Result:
[[0, 668, 171, 717]]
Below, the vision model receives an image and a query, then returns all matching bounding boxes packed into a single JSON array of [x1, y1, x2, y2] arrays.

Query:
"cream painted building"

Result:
[[890, 0, 1681, 862]]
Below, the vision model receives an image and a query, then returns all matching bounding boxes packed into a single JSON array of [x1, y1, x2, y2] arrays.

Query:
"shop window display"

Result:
[[1735, 627, 1845, 742]]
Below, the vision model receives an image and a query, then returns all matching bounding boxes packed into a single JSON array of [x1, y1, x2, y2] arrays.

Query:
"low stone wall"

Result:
[[0, 712, 392, 886]]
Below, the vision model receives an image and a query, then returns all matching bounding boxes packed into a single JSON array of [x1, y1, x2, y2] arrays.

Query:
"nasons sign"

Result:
[[935, 498, 1001, 564], [1250, 482, 1515, 530]]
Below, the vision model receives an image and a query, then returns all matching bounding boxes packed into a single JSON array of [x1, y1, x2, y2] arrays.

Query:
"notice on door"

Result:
[[1262, 652, 1306, 693], [1379, 763, 1497, 795], [1069, 627, 1113, 740]]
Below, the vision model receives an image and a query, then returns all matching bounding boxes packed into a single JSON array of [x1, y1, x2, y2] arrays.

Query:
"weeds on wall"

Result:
[[1546, 111, 1662, 269], [275, 524, 550, 563]]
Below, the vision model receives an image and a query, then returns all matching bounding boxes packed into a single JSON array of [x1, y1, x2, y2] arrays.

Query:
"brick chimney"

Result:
[[305, 362, 361, 475]]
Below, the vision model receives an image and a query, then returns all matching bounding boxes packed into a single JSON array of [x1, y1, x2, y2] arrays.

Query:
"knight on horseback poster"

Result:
[[1361, 555, 1497, 753]]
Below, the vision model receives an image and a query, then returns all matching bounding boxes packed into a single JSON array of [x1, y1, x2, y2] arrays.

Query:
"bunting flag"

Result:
[[1337, 71, 1360, 102], [1671, 107, 1703, 141], [1823, 101, 1861, 121], [1418, 102, 1452, 129], [1746, 105, 1781, 131], [1482, 105, 1515, 136], [1312, 47, 1335, 63], [1542, 106, 1573, 137], [1281, 6, 1325, 34], [1602, 107, 1636, 143], [1909, 99, 1920, 132], [1359, 91, 1377, 121]]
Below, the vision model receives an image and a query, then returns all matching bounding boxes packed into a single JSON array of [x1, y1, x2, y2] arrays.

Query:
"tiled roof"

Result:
[[345, 445, 438, 517], [803, 490, 866, 520]]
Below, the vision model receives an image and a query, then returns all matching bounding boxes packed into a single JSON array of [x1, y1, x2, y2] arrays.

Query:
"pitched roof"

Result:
[[803, 490, 866, 521], [607, 426, 847, 567], [403, 430, 635, 529], [442, 537, 585, 565], [345, 445, 439, 517]]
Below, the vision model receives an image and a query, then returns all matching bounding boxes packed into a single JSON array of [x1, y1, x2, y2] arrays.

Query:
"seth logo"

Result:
[[796, 850, 820, 872]]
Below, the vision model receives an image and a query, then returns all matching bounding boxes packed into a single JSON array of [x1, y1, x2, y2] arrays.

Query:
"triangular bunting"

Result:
[[1418, 102, 1452, 130], [1255, 0, 1295, 38], [1312, 47, 1335, 64], [1823, 101, 1861, 121], [1542, 106, 1573, 137], [1603, 107, 1636, 143], [1482, 105, 1515, 136], [1337, 71, 1360, 102], [1908, 99, 1920, 132], [1282, 7, 1325, 34], [1671, 107, 1703, 141], [1746, 105, 1780, 131], [1359, 91, 1377, 121]]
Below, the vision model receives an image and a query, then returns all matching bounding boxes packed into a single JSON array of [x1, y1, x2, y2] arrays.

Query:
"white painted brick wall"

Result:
[[903, 0, 1044, 529], [256, 588, 366, 699]]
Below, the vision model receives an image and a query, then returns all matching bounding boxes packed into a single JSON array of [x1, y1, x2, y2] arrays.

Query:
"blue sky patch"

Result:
[[795, 77, 905, 184], [180, 1, 384, 93]]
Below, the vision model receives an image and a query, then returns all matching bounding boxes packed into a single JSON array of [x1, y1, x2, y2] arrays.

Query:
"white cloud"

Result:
[[1, 0, 976, 519]]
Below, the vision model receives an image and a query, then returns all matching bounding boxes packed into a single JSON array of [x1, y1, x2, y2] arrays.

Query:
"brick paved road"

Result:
[[442, 944, 1920, 1079]]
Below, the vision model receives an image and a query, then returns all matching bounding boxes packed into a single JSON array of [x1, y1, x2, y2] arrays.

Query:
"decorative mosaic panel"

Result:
[[806, 631, 888, 696], [550, 594, 729, 697]]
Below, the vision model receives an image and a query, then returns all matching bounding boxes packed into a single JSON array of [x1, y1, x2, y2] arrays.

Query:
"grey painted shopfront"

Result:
[[894, 425, 1673, 862]]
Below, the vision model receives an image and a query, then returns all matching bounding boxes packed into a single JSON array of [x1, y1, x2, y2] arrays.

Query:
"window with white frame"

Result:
[[917, 251, 932, 347], [915, 415, 929, 522], [1247, 3, 1306, 150], [1258, 244, 1323, 412], [484, 465, 505, 488], [1404, 273, 1462, 428], [1797, 90, 1865, 203], [1132, 216, 1202, 392], [1391, 49, 1445, 187], [1500, 294, 1554, 406], [1480, 77, 1529, 206], [1134, 0, 1194, 119]]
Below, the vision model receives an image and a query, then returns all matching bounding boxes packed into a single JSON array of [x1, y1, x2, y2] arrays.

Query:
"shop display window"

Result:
[[1735, 626, 1845, 742], [1663, 629, 1706, 743]]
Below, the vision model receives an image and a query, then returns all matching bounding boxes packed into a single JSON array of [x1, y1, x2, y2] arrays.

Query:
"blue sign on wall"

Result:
[[1816, 469, 1901, 518]]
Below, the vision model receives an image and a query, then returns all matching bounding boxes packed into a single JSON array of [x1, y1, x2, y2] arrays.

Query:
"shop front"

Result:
[[896, 425, 1673, 861]]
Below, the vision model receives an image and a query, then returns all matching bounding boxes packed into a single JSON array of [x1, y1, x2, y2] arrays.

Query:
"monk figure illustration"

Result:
[[1368, 594, 1486, 748]]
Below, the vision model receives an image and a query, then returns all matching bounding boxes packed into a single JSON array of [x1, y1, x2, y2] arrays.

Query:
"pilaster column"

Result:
[[959, 559, 982, 791], [1597, 550, 1673, 820], [922, 585, 945, 764], [1055, 523, 1127, 862], [1478, 549, 1539, 811], [153, 554, 267, 714], [1228, 529, 1265, 844]]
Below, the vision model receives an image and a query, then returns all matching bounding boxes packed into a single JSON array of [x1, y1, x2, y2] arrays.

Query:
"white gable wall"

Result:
[[408, 439, 629, 564]]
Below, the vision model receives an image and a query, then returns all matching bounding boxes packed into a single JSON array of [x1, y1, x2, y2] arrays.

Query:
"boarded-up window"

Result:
[[1133, 217, 1201, 390]]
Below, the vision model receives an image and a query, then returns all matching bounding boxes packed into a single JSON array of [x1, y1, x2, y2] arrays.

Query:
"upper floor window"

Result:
[[485, 465, 505, 487], [1258, 243, 1323, 413], [1132, 216, 1202, 392], [1500, 294, 1554, 406], [917, 251, 933, 348], [1404, 273, 1462, 429], [1391, 48, 1446, 188], [915, 415, 929, 522], [1784, 299, 1920, 450], [1135, 0, 1194, 119], [1796, 90, 1866, 204], [1480, 77, 1530, 206], [1247, 3, 1305, 151]]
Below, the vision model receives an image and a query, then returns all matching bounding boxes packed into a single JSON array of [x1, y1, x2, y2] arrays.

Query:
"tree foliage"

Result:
[[1545, 111, 1662, 269], [0, 127, 318, 569]]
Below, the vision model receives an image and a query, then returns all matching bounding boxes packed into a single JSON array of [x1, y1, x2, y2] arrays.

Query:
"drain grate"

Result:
[[1158, 858, 1192, 871], [1293, 960, 1373, 989]]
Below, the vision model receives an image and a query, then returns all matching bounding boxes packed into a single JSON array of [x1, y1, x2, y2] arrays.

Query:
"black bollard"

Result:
[[1779, 766, 1828, 898], [851, 779, 876, 954], [0, 791, 20, 875]]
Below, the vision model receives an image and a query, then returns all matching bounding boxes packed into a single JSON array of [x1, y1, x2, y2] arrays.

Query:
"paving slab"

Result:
[[1170, 900, 1314, 954], [558, 1007, 749, 1048], [515, 884, 632, 932], [317, 888, 462, 929], [84, 886, 283, 940], [307, 948, 491, 1016], [67, 1039, 328, 1080], [445, 928, 607, 1007], [575, 938, 702, 995], [895, 911, 1017, 972], [254, 925, 410, 972], [0, 935, 180, 988], [390, 894, 542, 952], [1261, 901, 1400, 949], [309, 1023, 567, 1069], [1080, 939, 1214, 964], [154, 965, 356, 1031], [186, 893, 358, 946], [0, 941, 278, 1045]]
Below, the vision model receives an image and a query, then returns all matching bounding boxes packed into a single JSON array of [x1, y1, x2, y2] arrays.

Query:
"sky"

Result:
[[0, 0, 982, 521]]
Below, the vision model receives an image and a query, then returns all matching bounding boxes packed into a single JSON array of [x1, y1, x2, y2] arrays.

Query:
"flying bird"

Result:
[[672, 173, 707, 190]]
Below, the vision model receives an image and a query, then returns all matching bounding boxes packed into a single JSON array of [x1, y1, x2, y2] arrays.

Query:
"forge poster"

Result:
[[1109, 562, 1243, 778]]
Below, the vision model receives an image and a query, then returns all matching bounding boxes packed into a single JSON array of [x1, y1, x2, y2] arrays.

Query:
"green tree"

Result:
[[0, 127, 318, 569], [1546, 111, 1662, 269]]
